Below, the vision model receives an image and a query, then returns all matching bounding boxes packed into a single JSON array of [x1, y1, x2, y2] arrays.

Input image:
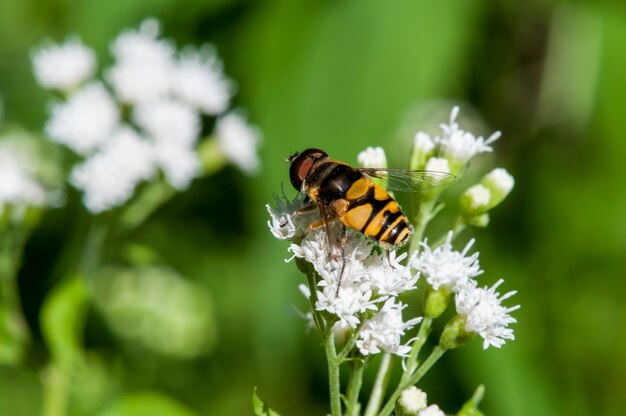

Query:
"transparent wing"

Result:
[[359, 168, 460, 192]]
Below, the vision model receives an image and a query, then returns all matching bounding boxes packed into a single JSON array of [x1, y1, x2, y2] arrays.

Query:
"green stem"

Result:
[[324, 329, 342, 416], [304, 269, 326, 335], [432, 216, 467, 248], [363, 353, 393, 416], [345, 357, 366, 416], [42, 364, 68, 416], [78, 219, 108, 276], [408, 193, 442, 255], [378, 346, 447, 416], [401, 316, 433, 383]]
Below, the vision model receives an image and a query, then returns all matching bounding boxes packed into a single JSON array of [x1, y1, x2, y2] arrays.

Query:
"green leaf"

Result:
[[40, 275, 89, 366], [98, 392, 198, 416], [252, 387, 282, 416]]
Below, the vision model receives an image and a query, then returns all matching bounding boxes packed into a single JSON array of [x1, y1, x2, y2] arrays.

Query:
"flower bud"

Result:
[[439, 315, 474, 350], [481, 168, 514, 209], [395, 386, 428, 415], [424, 157, 450, 174], [459, 184, 491, 216], [424, 285, 451, 319], [409, 132, 435, 170], [467, 213, 489, 228], [358, 146, 387, 168]]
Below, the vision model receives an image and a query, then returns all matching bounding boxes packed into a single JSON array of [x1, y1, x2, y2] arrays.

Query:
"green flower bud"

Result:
[[440, 315, 474, 350], [459, 184, 491, 216], [425, 285, 451, 319], [467, 213, 489, 228], [395, 386, 428, 416], [481, 168, 514, 209]]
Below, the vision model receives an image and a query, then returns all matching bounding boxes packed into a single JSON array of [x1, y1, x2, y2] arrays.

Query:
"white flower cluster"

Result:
[[411, 106, 501, 174], [32, 18, 261, 213], [0, 140, 52, 215], [412, 231, 519, 349]]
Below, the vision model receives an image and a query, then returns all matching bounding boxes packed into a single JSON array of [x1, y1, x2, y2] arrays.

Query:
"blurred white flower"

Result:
[[216, 112, 261, 174], [153, 142, 201, 190], [418, 404, 446, 416], [94, 265, 215, 359], [173, 47, 233, 115], [0, 142, 49, 212], [424, 157, 450, 174], [32, 36, 96, 92], [411, 231, 483, 292], [134, 98, 200, 146], [356, 298, 422, 356], [482, 167, 514, 208], [45, 82, 119, 155], [455, 279, 519, 349], [461, 184, 491, 212], [106, 19, 175, 104], [398, 387, 428, 414], [357, 146, 387, 168], [414, 132, 435, 155], [70, 126, 156, 212]]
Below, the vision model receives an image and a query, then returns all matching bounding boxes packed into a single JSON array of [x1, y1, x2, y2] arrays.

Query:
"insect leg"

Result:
[[335, 223, 348, 297], [280, 202, 317, 227]]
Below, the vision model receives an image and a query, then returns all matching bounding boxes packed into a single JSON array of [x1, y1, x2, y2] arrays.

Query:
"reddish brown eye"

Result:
[[288, 148, 328, 191]]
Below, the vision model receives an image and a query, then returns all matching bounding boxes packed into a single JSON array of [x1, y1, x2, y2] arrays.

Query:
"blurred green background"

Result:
[[1, 0, 625, 415]]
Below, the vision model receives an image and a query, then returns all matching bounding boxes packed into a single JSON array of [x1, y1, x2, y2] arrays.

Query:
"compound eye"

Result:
[[289, 155, 314, 190], [288, 148, 328, 191]]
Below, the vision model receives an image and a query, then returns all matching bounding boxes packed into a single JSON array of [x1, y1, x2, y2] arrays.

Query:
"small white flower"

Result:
[[106, 19, 175, 104], [439, 106, 500, 168], [134, 98, 200, 147], [153, 142, 201, 190], [216, 112, 261, 174], [173, 47, 233, 115], [266, 188, 314, 240], [356, 298, 422, 356], [411, 231, 482, 292], [398, 387, 428, 414], [455, 279, 520, 349], [45, 82, 120, 155], [424, 157, 450, 174], [357, 146, 387, 168], [32, 36, 96, 92], [414, 132, 435, 155], [71, 126, 156, 212], [418, 404, 446, 416], [364, 250, 418, 296]]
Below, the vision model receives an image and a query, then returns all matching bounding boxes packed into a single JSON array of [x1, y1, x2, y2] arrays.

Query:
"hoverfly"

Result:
[[287, 148, 457, 268]]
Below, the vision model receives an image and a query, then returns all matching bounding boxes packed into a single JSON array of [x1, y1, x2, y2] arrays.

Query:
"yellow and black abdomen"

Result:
[[342, 180, 413, 248], [304, 159, 413, 248]]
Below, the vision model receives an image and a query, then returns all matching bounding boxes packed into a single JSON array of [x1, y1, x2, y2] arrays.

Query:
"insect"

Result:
[[287, 147, 457, 255]]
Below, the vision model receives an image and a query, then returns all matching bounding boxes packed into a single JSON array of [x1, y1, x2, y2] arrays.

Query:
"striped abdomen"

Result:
[[342, 179, 413, 248], [304, 159, 413, 248]]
